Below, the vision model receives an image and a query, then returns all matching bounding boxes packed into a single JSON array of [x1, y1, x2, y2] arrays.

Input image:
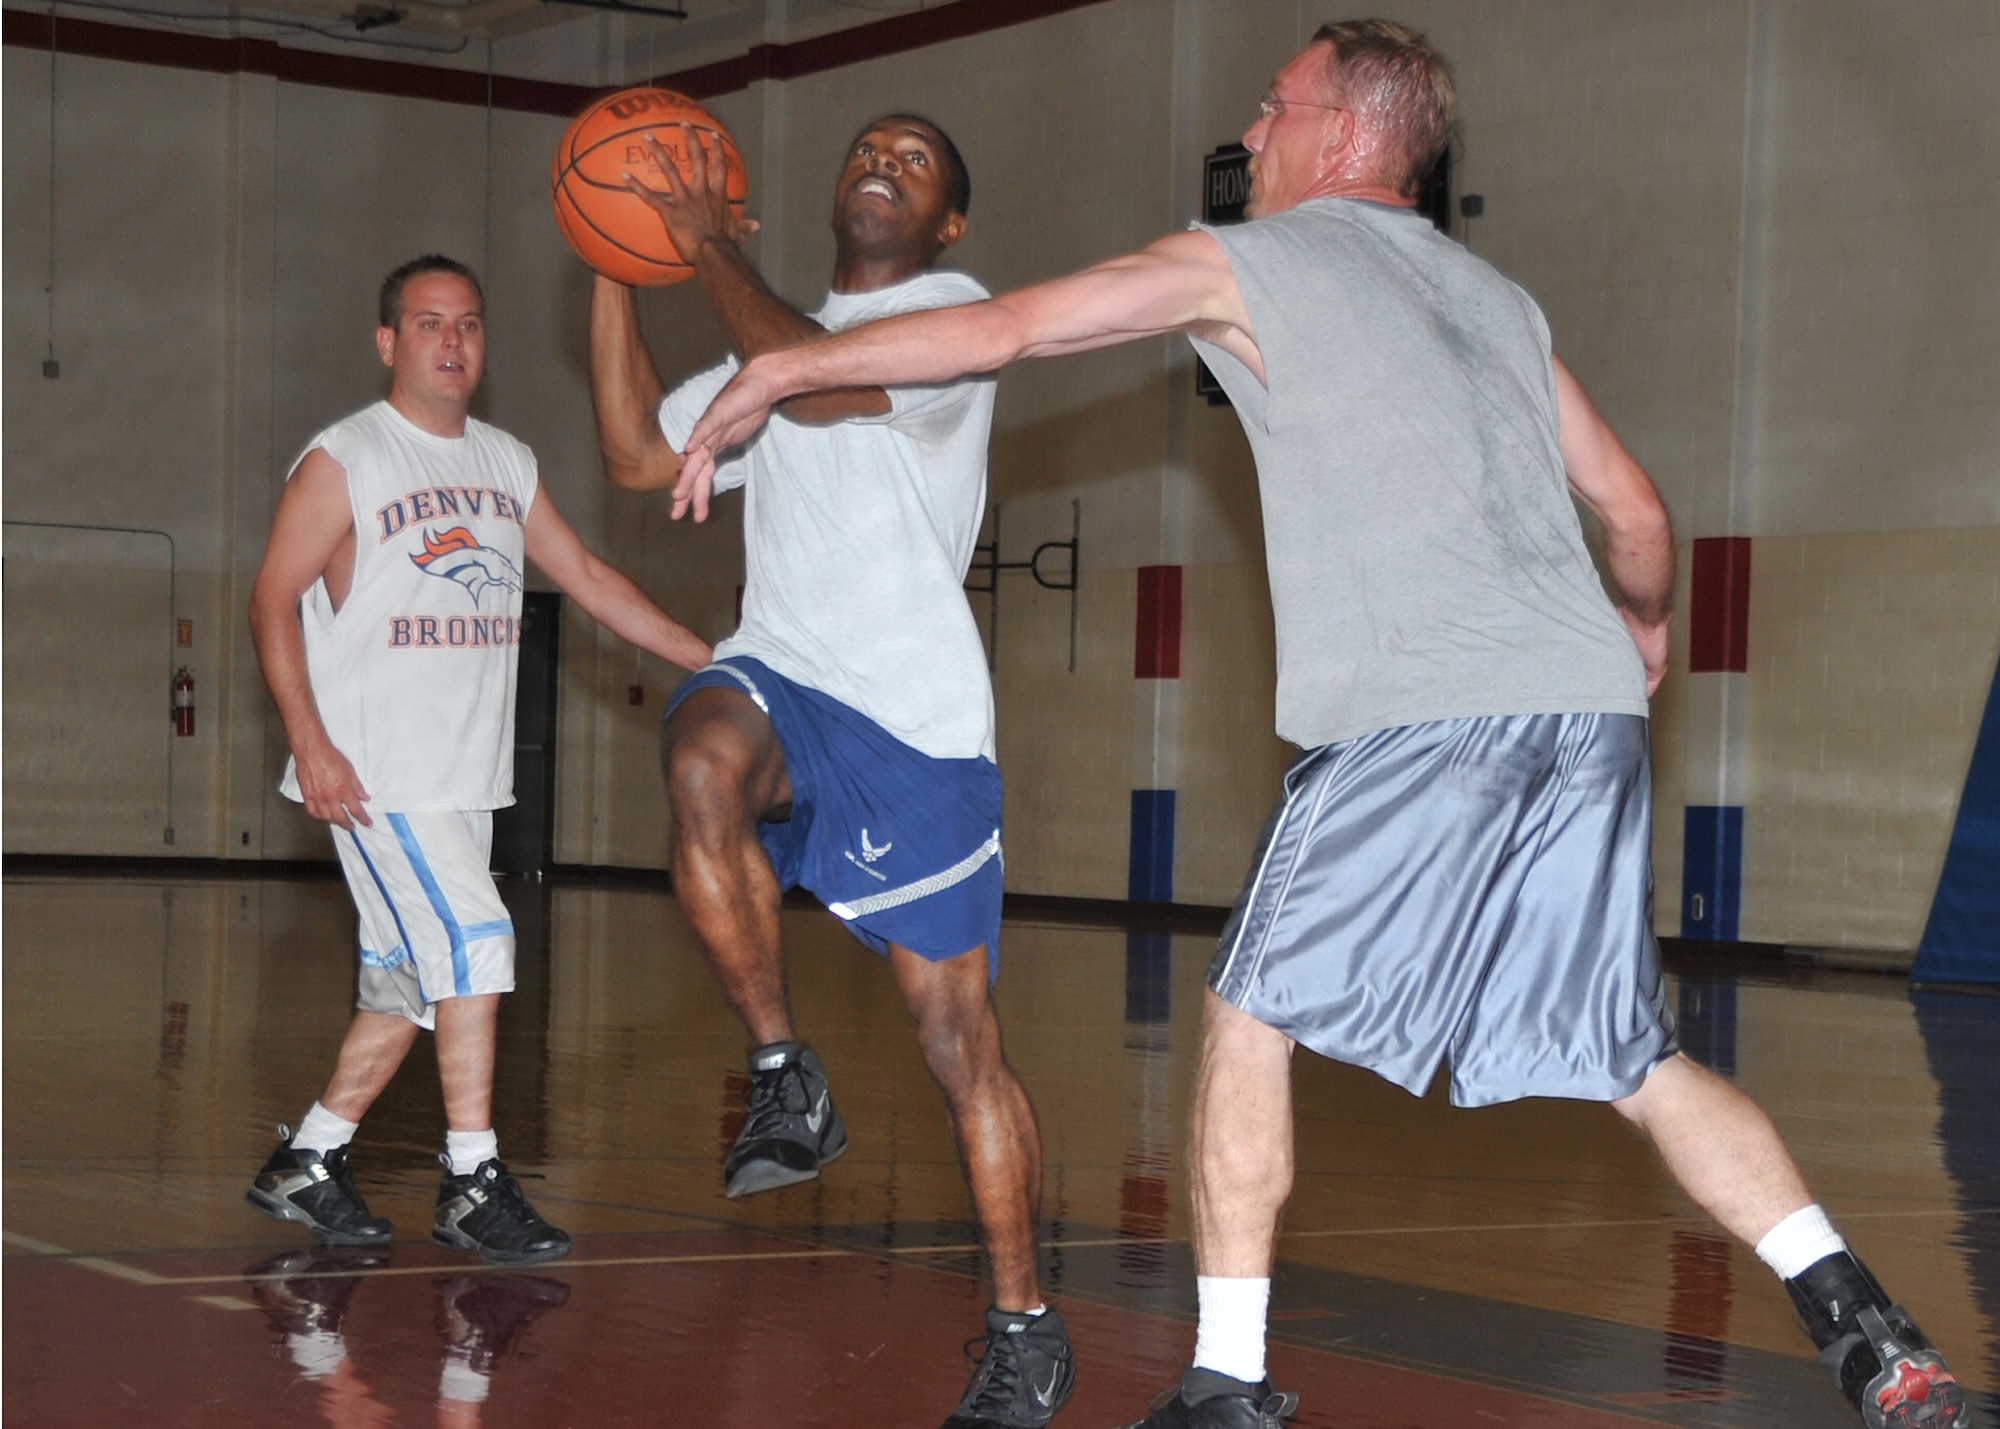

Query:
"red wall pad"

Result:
[[1134, 566, 1184, 680], [1689, 537, 1752, 674]]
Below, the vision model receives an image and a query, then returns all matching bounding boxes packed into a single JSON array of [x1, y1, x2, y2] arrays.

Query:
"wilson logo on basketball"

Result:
[[606, 91, 672, 121], [410, 526, 524, 606]]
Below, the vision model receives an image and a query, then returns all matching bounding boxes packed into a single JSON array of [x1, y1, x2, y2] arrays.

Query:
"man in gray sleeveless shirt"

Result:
[[675, 21, 1967, 1429]]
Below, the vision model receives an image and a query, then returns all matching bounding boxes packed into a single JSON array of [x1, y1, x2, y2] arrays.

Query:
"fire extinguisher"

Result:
[[172, 667, 196, 738]]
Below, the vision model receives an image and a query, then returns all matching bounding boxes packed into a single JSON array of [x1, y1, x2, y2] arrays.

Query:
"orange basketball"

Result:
[[551, 87, 748, 287]]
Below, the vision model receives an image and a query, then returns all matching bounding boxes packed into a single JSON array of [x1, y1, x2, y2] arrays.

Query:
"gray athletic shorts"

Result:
[[331, 809, 515, 1030], [1208, 712, 1677, 1108]]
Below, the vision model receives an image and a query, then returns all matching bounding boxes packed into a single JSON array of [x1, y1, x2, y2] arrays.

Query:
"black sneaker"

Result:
[[245, 1127, 393, 1247], [1787, 1251, 1968, 1428], [723, 1041, 847, 1198], [432, 1157, 572, 1266], [433, 1273, 572, 1373], [1120, 1368, 1299, 1429], [941, 1306, 1077, 1429], [243, 1246, 388, 1338]]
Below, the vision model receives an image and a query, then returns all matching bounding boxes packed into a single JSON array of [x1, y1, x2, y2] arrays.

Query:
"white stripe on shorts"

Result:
[[828, 830, 1002, 920]]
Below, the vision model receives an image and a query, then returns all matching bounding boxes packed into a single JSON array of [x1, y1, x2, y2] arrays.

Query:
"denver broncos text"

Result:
[[376, 485, 529, 541], [387, 615, 524, 649]]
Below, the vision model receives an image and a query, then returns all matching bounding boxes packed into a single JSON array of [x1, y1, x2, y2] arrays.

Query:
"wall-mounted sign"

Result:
[[1196, 143, 1250, 407]]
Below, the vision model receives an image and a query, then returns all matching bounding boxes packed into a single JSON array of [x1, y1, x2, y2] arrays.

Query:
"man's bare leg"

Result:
[[665, 686, 848, 1198], [890, 944, 1043, 1311], [662, 686, 795, 1044], [1612, 1051, 1812, 1243], [318, 1011, 423, 1123], [1162, 988, 1300, 1403], [434, 993, 501, 1134], [1190, 990, 1297, 1279], [1616, 1051, 1969, 1425], [895, 944, 1077, 1426], [248, 1009, 413, 1245], [429, 989, 569, 1262]]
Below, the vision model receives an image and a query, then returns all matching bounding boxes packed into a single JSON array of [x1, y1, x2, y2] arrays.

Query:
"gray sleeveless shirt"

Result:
[[1190, 197, 1648, 749]]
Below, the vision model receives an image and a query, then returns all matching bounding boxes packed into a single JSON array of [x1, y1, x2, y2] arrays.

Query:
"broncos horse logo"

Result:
[[410, 526, 524, 606]]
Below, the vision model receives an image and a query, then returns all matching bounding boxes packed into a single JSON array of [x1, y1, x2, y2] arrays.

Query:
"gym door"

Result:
[[492, 591, 560, 875]]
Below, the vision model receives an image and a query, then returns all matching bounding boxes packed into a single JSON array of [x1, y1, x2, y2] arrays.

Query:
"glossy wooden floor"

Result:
[[4, 871, 1996, 1427]]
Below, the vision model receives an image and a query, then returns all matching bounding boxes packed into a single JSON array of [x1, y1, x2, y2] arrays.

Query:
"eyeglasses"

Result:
[[1258, 93, 1342, 122]]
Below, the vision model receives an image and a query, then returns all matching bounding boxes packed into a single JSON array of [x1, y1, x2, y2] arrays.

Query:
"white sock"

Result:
[[286, 1329, 348, 1381], [438, 1353, 492, 1404], [290, 1102, 359, 1156], [445, 1128, 499, 1176], [1755, 1204, 1847, 1280], [1192, 1276, 1270, 1384]]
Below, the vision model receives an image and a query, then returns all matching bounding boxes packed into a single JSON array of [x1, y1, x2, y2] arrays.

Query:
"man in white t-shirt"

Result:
[[589, 118, 1072, 1429], [247, 255, 711, 1272]]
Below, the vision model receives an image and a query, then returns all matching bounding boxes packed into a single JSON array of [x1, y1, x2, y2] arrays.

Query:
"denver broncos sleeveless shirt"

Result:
[[279, 400, 539, 811]]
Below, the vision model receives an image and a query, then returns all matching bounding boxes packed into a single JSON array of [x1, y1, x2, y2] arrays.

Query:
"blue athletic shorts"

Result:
[[669, 657, 1004, 976], [1209, 712, 1678, 1107]]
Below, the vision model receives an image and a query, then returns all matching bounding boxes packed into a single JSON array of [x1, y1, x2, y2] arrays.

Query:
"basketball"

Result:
[[551, 87, 748, 286]]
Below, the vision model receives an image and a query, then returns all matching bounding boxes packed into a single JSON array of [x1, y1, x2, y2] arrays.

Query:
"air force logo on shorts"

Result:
[[410, 525, 524, 606]]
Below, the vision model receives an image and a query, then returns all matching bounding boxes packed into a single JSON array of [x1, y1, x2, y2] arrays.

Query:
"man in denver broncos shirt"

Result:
[[246, 255, 711, 1265]]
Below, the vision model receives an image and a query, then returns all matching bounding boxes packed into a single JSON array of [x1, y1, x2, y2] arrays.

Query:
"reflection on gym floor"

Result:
[[4, 872, 1996, 1426]]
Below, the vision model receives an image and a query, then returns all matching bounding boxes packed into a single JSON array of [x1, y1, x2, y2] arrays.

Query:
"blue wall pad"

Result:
[[1914, 653, 2000, 985], [1681, 805, 1743, 941], [1128, 789, 1177, 903]]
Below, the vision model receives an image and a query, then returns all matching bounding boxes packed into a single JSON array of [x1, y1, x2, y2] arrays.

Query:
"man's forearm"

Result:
[[692, 239, 825, 359], [757, 300, 1022, 403], [249, 595, 334, 758], [1602, 509, 1676, 627], [561, 558, 712, 671], [590, 279, 672, 483]]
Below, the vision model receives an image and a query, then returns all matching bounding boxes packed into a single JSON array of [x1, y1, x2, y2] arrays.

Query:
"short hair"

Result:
[[378, 254, 483, 330], [1311, 19, 1457, 200], [858, 113, 972, 218]]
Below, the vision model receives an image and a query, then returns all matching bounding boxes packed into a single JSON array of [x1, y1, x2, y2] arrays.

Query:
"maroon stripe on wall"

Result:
[[657, 0, 1115, 95], [1135, 565, 1184, 681], [3, 10, 595, 114], [1688, 536, 1752, 674], [5, 0, 1119, 115]]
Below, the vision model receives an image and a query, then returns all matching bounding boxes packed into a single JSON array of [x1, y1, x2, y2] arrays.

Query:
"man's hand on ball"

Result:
[[621, 124, 758, 266]]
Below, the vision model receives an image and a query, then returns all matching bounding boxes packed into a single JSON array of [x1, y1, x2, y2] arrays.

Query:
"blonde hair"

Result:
[[1311, 19, 1457, 199]]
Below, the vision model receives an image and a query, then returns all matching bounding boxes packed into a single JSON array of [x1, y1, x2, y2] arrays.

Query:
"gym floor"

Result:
[[4, 869, 1996, 1427]]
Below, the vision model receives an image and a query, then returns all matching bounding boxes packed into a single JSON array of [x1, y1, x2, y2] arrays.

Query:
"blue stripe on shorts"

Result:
[[388, 812, 472, 997]]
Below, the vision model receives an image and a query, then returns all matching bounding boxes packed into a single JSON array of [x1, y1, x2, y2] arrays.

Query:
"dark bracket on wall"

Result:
[[547, 0, 688, 17], [965, 498, 1080, 674]]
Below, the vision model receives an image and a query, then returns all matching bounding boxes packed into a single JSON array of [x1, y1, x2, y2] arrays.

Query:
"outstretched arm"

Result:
[[1554, 356, 1675, 694], [522, 487, 713, 672], [623, 126, 889, 425], [591, 276, 683, 492], [249, 447, 373, 828], [673, 228, 1253, 519]]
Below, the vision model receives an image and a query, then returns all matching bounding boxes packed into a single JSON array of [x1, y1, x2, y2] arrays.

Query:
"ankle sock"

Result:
[[1192, 1276, 1270, 1385], [290, 1102, 359, 1156], [445, 1128, 499, 1176], [439, 1353, 492, 1404], [286, 1329, 348, 1381], [1756, 1204, 1847, 1280]]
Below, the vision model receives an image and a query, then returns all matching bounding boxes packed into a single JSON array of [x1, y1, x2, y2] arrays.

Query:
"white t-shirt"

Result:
[[658, 270, 999, 760], [279, 400, 539, 811]]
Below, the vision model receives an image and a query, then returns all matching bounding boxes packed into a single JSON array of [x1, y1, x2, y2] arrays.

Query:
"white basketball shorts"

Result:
[[331, 809, 515, 1028]]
